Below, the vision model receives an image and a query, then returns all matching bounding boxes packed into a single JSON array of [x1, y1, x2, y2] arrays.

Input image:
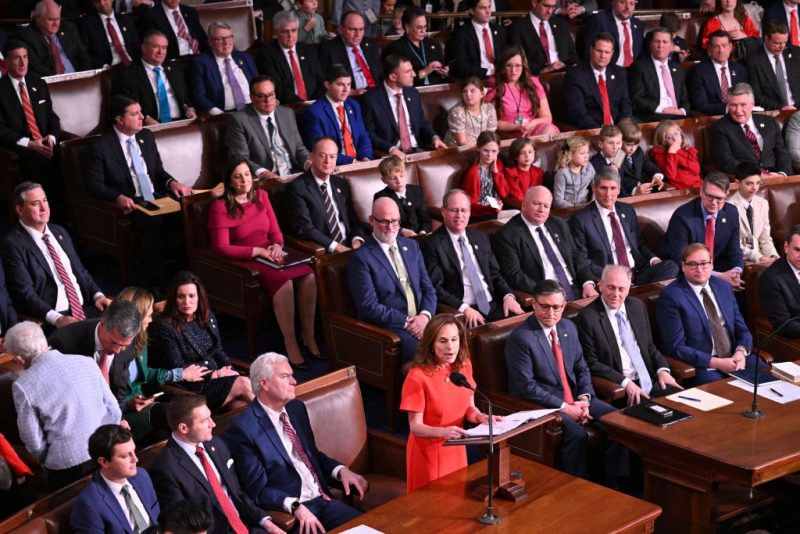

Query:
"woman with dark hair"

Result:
[[382, 6, 448, 86], [207, 158, 319, 370], [700, 0, 758, 49], [149, 271, 255, 412]]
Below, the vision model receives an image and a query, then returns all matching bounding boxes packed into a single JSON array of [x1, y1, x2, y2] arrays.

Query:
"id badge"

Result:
[[744, 235, 754, 248], [425, 2, 433, 13], [515, 115, 524, 126], [364, 8, 378, 24]]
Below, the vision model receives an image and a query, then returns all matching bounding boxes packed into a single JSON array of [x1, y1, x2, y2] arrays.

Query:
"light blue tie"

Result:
[[458, 236, 490, 315], [127, 137, 155, 201], [616, 310, 653, 394], [153, 66, 171, 123]]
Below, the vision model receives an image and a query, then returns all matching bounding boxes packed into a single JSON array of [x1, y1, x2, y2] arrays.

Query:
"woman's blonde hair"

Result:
[[555, 135, 589, 170], [116, 287, 154, 354], [652, 119, 688, 149]]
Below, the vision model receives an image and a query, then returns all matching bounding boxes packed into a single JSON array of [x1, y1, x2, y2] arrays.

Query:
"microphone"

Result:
[[744, 315, 800, 419], [449, 371, 472, 389]]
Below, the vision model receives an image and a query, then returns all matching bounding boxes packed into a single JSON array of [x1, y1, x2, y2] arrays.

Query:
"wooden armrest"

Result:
[[229, 358, 251, 372], [513, 290, 534, 309], [591, 376, 625, 402], [366, 430, 407, 479], [194, 250, 262, 279], [666, 356, 696, 381], [268, 511, 296, 532], [285, 236, 325, 256], [757, 350, 774, 365]]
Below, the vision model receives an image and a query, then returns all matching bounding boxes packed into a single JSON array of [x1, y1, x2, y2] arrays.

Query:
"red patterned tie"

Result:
[[19, 81, 42, 140], [351, 47, 376, 88], [598, 74, 613, 126], [720, 65, 729, 103], [396, 92, 413, 152], [172, 9, 199, 54], [539, 21, 550, 65], [482, 27, 495, 64], [742, 124, 762, 160], [550, 330, 574, 404], [195, 446, 248, 534], [279, 412, 330, 500], [41, 234, 85, 321], [288, 50, 308, 101], [48, 36, 65, 74], [106, 17, 132, 65], [337, 105, 356, 157], [622, 21, 633, 67], [705, 216, 715, 260], [609, 212, 630, 268]]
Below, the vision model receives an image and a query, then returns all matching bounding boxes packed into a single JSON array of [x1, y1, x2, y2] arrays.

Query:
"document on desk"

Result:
[[727, 379, 800, 404], [338, 526, 383, 534], [463, 408, 559, 437], [665, 388, 733, 411]]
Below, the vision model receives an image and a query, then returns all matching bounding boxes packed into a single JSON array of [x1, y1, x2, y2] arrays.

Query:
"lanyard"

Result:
[[404, 38, 429, 85]]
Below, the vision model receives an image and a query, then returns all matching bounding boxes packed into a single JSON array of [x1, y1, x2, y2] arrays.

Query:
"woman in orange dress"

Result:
[[400, 314, 500, 492]]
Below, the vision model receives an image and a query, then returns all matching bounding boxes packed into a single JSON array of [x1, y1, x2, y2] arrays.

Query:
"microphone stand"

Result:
[[744, 315, 800, 419]]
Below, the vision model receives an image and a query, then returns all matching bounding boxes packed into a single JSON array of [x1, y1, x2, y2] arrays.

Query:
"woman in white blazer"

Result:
[[727, 163, 779, 265]]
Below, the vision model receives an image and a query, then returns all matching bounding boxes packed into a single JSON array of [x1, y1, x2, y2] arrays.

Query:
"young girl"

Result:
[[553, 136, 594, 208], [649, 120, 702, 190], [292, 0, 327, 44], [444, 77, 497, 147], [504, 137, 543, 209], [461, 131, 508, 221]]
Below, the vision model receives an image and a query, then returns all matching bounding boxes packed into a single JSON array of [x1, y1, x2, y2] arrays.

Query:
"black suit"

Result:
[[744, 44, 800, 111], [76, 11, 141, 68], [149, 437, 269, 534], [319, 37, 383, 90], [492, 214, 594, 297], [361, 84, 439, 153], [563, 62, 633, 130], [0, 258, 19, 334], [373, 185, 431, 234], [589, 148, 662, 198], [687, 58, 747, 117], [628, 56, 690, 121], [509, 14, 577, 75], [137, 2, 209, 60], [446, 21, 507, 80], [707, 113, 792, 175], [113, 60, 192, 121], [256, 42, 324, 104], [15, 22, 92, 77], [758, 257, 800, 338]]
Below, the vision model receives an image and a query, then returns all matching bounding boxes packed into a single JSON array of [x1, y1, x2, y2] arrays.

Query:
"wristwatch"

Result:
[[290, 500, 301, 516]]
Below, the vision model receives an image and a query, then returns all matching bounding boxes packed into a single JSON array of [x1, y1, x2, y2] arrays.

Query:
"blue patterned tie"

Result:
[[153, 66, 171, 123], [128, 137, 155, 201], [536, 227, 575, 301], [458, 236, 490, 315], [616, 310, 653, 394]]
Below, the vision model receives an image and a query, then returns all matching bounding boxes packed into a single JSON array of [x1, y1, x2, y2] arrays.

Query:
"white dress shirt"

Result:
[[713, 60, 732, 90], [99, 13, 127, 65], [471, 20, 495, 75], [8, 76, 56, 147], [384, 82, 418, 149], [142, 60, 181, 119], [445, 228, 493, 311], [163, 4, 194, 56], [213, 55, 251, 112], [101, 474, 151, 531], [114, 126, 156, 197], [522, 217, 575, 286], [594, 201, 635, 267], [530, 13, 559, 64]]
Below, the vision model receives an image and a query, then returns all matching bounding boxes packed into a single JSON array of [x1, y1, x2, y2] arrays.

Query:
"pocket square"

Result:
[[39, 100, 46, 104]]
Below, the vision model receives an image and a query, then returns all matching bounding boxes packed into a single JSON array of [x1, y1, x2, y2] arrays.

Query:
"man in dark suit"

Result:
[[257, 10, 323, 104], [656, 243, 755, 385], [225, 354, 367, 532], [764, 0, 800, 47], [373, 155, 431, 236], [0, 259, 19, 350], [493, 186, 598, 301], [15, 0, 92, 77], [347, 197, 437, 363], [745, 20, 800, 111], [361, 54, 447, 156], [628, 27, 690, 122], [2, 182, 111, 330], [563, 32, 633, 129], [446, 0, 507, 80], [505, 279, 625, 479], [575, 265, 682, 406], [688, 30, 747, 116], [569, 167, 678, 285], [70, 425, 160, 534], [284, 137, 365, 253], [509, 0, 578, 75], [707, 82, 793, 175], [319, 12, 382, 92], [582, 0, 643, 68], [421, 189, 523, 328], [77, 0, 141, 68], [149, 394, 283, 534], [114, 30, 195, 124], [137, 0, 208, 60], [758, 224, 800, 338]]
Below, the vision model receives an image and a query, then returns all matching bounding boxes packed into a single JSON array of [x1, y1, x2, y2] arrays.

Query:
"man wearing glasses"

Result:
[[320, 12, 383, 93], [663, 173, 744, 288], [657, 243, 754, 385]]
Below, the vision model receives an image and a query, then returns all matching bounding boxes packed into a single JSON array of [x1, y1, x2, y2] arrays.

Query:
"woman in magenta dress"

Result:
[[400, 314, 499, 492], [208, 158, 319, 370]]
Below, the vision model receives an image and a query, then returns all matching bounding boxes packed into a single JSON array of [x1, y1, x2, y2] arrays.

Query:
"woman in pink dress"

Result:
[[208, 158, 319, 370]]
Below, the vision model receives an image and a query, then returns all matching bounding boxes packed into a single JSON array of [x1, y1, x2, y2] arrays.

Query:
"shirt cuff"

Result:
[[332, 464, 345, 480], [458, 303, 469, 313], [255, 167, 268, 178], [93, 292, 105, 303], [209, 107, 224, 116], [327, 241, 339, 253], [48, 134, 56, 145], [621, 378, 631, 388], [17, 137, 30, 148], [649, 257, 660, 266], [578, 393, 591, 402], [582, 281, 596, 288], [656, 367, 670, 375], [420, 310, 432, 319], [46, 310, 62, 326], [171, 367, 183, 382], [352, 237, 364, 244], [283, 497, 295, 513], [260, 516, 273, 528]]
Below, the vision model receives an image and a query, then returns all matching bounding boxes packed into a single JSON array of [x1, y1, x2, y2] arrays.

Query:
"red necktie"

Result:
[[720, 65, 729, 103], [539, 21, 550, 65], [622, 21, 633, 67], [396, 92, 412, 152], [41, 233, 85, 321], [48, 36, 65, 74], [792, 10, 799, 47], [98, 352, 111, 383], [704, 216, 715, 260], [288, 50, 308, 101], [550, 330, 574, 404], [106, 16, 132, 65], [609, 212, 630, 268], [351, 46, 376, 88], [279, 413, 330, 501], [337, 105, 356, 157], [482, 27, 495, 64], [597, 74, 613, 126], [195, 446, 248, 534], [743, 123, 762, 160], [19, 81, 43, 140], [172, 9, 199, 54]]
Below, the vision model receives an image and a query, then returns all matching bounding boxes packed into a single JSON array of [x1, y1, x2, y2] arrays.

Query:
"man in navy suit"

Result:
[[758, 225, 800, 338], [16, 0, 92, 77], [505, 279, 625, 480], [137, 0, 208, 60], [224, 353, 367, 532], [688, 31, 747, 117], [319, 12, 383, 92], [148, 394, 283, 534], [70, 425, 160, 534], [361, 54, 447, 156], [188, 21, 257, 115], [563, 32, 633, 129], [656, 243, 755, 385], [348, 197, 437, 363], [446, 0, 507, 80], [302, 65, 373, 165], [509, 0, 578, 75], [77, 0, 141, 68], [582, 0, 643, 68], [628, 27, 690, 122], [570, 168, 678, 285]]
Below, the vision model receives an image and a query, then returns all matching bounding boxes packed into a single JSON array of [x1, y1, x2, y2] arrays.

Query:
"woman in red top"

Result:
[[503, 137, 544, 209], [649, 120, 702, 190], [460, 130, 509, 222], [208, 158, 319, 369], [700, 0, 759, 49]]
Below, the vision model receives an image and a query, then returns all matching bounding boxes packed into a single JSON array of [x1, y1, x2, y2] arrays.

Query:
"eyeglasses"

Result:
[[701, 190, 727, 203], [444, 208, 470, 214], [684, 261, 712, 269], [210, 35, 234, 42], [534, 301, 565, 311], [252, 92, 276, 100], [373, 218, 401, 226]]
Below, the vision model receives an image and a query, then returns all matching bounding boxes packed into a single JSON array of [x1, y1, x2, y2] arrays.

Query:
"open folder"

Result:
[[666, 388, 733, 411]]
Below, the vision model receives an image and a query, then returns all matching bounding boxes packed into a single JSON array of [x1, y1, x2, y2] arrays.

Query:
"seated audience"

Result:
[[148, 394, 283, 534], [117, 0, 155, 15], [446, 0, 507, 80], [444, 77, 497, 147], [504, 137, 544, 208], [728, 162, 779, 265], [258, 11, 324, 104], [292, 0, 327, 45], [460, 131, 509, 221], [758, 224, 800, 338], [486, 45, 559, 138], [333, 0, 381, 38], [208, 158, 320, 370], [688, 30, 747, 116], [70, 425, 160, 534], [382, 7, 449, 86], [347, 198, 436, 363], [77, 0, 141, 68], [556, 0, 596, 18], [649, 119, 703, 190], [582, 0, 644, 68], [651, 11, 690, 63], [764, 0, 800, 48], [373, 155, 431, 236], [576, 265, 682, 407], [590, 124, 663, 196], [149, 271, 255, 412], [224, 353, 368, 531], [422, 190, 523, 328], [10, 321, 121, 490], [743, 20, 800, 111], [784, 108, 800, 165], [493, 186, 598, 301], [137, 0, 208, 60], [319, 12, 382, 92], [302, 64, 373, 165], [553, 135, 595, 208], [656, 243, 755, 385], [628, 27, 690, 122], [225, 75, 309, 181], [158, 501, 211, 534], [16, 0, 91, 76], [700, 0, 759, 49], [570, 167, 679, 284], [188, 22, 257, 115], [383, 2, 405, 37], [510, 0, 578, 75]]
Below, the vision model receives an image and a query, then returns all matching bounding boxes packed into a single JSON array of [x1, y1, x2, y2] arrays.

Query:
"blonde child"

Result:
[[373, 155, 431, 236], [649, 119, 702, 190], [553, 136, 594, 208]]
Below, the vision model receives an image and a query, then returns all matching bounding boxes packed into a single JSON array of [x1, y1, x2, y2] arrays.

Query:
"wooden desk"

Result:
[[603, 379, 800, 533], [332, 455, 661, 533]]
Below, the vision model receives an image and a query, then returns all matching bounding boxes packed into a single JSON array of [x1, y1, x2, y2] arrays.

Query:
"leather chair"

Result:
[[196, 0, 257, 53]]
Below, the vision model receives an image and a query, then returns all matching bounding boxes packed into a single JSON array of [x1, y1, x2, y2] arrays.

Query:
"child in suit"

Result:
[[589, 124, 624, 174], [504, 137, 544, 209], [617, 118, 665, 196], [648, 119, 702, 190], [373, 155, 432, 236]]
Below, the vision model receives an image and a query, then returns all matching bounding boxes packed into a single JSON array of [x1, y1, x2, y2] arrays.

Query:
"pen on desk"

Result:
[[770, 388, 784, 398], [678, 395, 701, 402]]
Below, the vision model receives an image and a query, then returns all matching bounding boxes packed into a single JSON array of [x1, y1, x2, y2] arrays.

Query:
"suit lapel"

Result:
[[439, 230, 462, 275], [247, 108, 271, 156], [515, 217, 544, 266], [546, 219, 575, 277], [588, 205, 613, 260], [534, 325, 559, 378], [322, 99, 344, 146], [368, 240, 405, 294], [680, 280, 712, 339], [129, 473, 156, 523], [15, 225, 52, 279], [466, 229, 491, 289], [598, 304, 625, 370], [378, 85, 399, 137], [254, 404, 293, 466], [168, 439, 213, 493], [95, 473, 134, 532]]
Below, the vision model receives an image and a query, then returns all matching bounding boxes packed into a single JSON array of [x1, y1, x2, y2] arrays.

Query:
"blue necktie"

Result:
[[153, 66, 171, 123], [128, 137, 155, 201], [458, 236, 490, 315], [536, 227, 575, 301], [616, 310, 653, 394]]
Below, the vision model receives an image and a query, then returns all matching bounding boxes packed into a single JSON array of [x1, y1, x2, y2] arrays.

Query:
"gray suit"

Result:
[[224, 105, 309, 176], [784, 109, 800, 167]]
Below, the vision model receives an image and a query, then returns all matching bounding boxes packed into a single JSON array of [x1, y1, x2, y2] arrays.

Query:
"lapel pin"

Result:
[[364, 42, 369, 47], [122, 26, 127, 31], [32, 86, 37, 92], [672, 67, 677, 72], [407, 201, 412, 206], [58, 234, 63, 240], [553, 233, 559, 240], [563, 332, 568, 337], [790, 53, 793, 59], [721, 218, 726, 223], [337, 188, 341, 193], [493, 30, 497, 36], [402, 246, 408, 251], [211, 446, 216, 452], [553, 24, 557, 29], [610, 74, 615, 80], [301, 56, 305, 60], [621, 213, 626, 218], [138, 138, 144, 144], [759, 123, 765, 128], [430, 44, 435, 50], [474, 244, 479, 251]]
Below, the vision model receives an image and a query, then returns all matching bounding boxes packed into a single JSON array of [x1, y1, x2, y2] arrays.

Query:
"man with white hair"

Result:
[[225, 353, 369, 534], [16, 0, 92, 77], [9, 321, 121, 491]]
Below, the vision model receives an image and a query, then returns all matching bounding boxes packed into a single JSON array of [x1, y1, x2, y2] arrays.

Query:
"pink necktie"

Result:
[[396, 93, 412, 152], [660, 62, 677, 108]]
